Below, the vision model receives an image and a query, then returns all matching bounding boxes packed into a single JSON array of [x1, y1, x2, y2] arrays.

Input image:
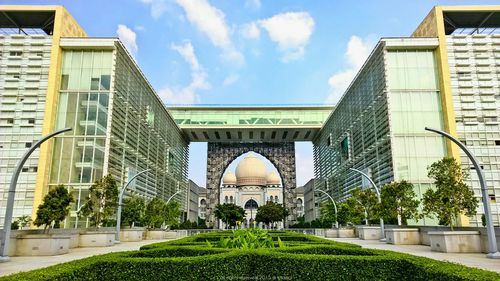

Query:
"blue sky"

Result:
[[6, 0, 499, 186]]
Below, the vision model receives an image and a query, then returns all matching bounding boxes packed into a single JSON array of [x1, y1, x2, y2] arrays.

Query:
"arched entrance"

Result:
[[205, 142, 296, 228]]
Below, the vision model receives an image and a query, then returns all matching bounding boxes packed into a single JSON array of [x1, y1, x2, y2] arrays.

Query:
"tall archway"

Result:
[[206, 142, 296, 227]]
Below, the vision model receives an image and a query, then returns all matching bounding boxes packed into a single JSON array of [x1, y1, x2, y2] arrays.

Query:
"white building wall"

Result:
[[447, 33, 500, 226], [0, 34, 52, 226]]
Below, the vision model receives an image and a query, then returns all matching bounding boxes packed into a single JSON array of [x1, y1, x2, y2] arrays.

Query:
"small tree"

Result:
[[165, 201, 181, 226], [423, 157, 478, 230], [255, 202, 288, 228], [34, 185, 73, 231], [79, 175, 119, 228], [379, 180, 421, 225], [197, 216, 207, 229], [16, 215, 32, 230], [351, 187, 379, 225], [337, 198, 364, 226], [320, 202, 336, 227], [214, 203, 246, 228], [144, 197, 167, 229], [121, 195, 146, 227]]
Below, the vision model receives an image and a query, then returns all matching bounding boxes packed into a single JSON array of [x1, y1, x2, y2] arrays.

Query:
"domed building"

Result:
[[220, 153, 283, 227]]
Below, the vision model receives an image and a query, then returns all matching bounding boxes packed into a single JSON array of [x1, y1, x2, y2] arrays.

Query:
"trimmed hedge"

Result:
[[2, 231, 499, 281]]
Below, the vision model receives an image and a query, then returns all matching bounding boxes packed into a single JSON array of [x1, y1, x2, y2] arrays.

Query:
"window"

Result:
[[28, 118, 35, 124], [25, 142, 31, 148], [489, 194, 496, 203], [274, 195, 278, 202], [22, 167, 28, 172], [7, 118, 14, 124], [60, 75, 69, 90], [230, 196, 233, 204], [9, 51, 22, 57], [495, 140, 500, 146], [340, 136, 350, 161], [225, 196, 228, 204], [100, 75, 111, 90], [13, 74, 20, 79], [90, 78, 100, 90]]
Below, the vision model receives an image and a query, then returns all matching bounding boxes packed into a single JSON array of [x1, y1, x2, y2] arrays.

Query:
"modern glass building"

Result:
[[0, 6, 188, 227], [314, 6, 500, 226]]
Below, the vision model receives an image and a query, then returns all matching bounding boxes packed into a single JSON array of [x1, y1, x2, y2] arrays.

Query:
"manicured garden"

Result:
[[2, 230, 499, 281]]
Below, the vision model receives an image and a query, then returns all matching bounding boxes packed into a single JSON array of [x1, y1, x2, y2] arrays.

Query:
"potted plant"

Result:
[[378, 181, 421, 245], [78, 175, 118, 247], [350, 187, 381, 240], [423, 157, 480, 253], [14, 185, 73, 256]]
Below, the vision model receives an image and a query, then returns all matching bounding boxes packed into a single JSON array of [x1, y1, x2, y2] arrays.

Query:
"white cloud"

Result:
[[240, 22, 260, 40], [117, 24, 138, 57], [326, 35, 373, 104], [158, 42, 210, 105], [171, 42, 201, 72], [134, 25, 145, 31], [140, 0, 167, 19], [245, 0, 261, 10], [259, 12, 314, 62], [223, 74, 239, 86], [175, 0, 244, 65]]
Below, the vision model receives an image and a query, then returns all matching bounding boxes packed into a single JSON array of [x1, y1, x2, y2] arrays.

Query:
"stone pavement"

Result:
[[0, 239, 174, 277], [327, 237, 500, 273]]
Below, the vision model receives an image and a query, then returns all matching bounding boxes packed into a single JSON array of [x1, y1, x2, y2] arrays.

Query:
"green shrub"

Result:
[[3, 231, 498, 281], [207, 229, 282, 249]]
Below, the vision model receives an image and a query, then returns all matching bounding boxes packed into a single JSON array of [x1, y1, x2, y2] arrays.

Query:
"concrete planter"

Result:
[[429, 231, 482, 253], [357, 226, 381, 240], [145, 230, 177, 240], [325, 229, 338, 238], [120, 229, 144, 242], [65, 233, 80, 249], [385, 228, 420, 245], [79, 231, 115, 247], [325, 228, 356, 238], [338, 228, 356, 238], [15, 234, 70, 256]]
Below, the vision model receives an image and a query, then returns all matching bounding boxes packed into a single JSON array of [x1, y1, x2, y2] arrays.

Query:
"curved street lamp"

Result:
[[115, 169, 150, 243], [425, 127, 500, 259], [350, 168, 385, 241], [0, 128, 72, 262], [315, 188, 338, 229]]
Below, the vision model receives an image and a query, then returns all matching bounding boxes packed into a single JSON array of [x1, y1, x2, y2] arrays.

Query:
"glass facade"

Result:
[[51, 50, 112, 186], [169, 107, 331, 126], [314, 43, 393, 201], [314, 40, 447, 225], [47, 41, 189, 227], [386, 50, 447, 224]]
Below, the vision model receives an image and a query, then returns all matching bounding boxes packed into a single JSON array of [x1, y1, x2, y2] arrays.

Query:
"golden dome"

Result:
[[235, 153, 267, 186], [222, 171, 237, 185], [266, 171, 281, 185]]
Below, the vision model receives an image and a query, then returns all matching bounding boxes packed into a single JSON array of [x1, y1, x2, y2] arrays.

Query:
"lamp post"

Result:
[[166, 187, 182, 205], [350, 168, 385, 241], [115, 169, 149, 243], [0, 128, 72, 262], [315, 189, 338, 229], [425, 127, 500, 259]]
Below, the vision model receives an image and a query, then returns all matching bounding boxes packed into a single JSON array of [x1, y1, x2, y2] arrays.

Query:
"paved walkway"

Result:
[[327, 238, 500, 273], [0, 239, 175, 277]]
